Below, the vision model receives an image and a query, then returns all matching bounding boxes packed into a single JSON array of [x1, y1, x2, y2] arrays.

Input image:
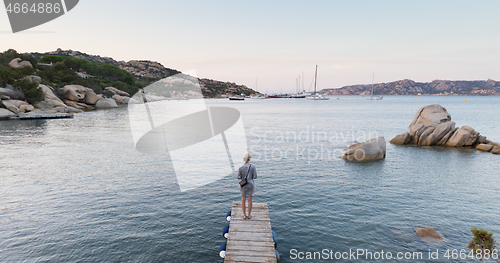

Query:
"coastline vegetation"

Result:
[[0, 49, 139, 103]]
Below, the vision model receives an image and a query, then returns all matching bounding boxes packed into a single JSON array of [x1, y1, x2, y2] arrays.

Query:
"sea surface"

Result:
[[1, 95, 499, 262]]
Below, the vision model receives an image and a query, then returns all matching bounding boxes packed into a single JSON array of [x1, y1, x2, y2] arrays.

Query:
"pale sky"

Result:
[[1, 0, 499, 93]]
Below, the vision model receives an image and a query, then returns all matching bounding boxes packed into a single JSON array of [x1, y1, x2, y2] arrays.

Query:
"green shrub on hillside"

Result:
[[13, 79, 44, 104]]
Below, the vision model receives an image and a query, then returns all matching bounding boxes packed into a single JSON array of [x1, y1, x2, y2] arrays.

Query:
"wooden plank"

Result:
[[229, 221, 272, 227], [228, 235, 273, 242], [232, 202, 268, 209], [231, 212, 270, 218], [226, 244, 275, 253], [225, 250, 276, 257], [228, 225, 271, 232], [226, 240, 274, 247], [228, 232, 273, 239], [225, 254, 276, 263]]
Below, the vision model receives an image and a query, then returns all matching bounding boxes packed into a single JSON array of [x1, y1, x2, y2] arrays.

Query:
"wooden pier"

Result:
[[224, 201, 277, 263], [15, 113, 74, 120]]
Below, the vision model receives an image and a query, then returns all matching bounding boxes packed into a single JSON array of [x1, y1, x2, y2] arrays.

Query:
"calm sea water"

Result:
[[1, 96, 499, 262]]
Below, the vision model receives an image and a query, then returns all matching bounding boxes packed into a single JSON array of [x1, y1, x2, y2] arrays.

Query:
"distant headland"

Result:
[[321, 79, 500, 96]]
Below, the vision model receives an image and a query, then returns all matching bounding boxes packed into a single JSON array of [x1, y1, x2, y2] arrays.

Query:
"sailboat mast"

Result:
[[371, 73, 375, 99], [314, 65, 318, 93], [302, 71, 304, 92]]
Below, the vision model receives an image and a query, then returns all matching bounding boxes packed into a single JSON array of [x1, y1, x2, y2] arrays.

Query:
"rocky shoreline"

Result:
[[0, 62, 138, 120]]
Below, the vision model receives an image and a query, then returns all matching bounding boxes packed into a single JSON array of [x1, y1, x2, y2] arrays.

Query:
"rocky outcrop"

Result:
[[8, 58, 33, 68], [342, 137, 386, 162], [476, 144, 494, 152], [64, 100, 95, 110], [63, 85, 87, 101], [95, 98, 118, 109], [0, 108, 16, 119], [105, 87, 130, 97], [1, 99, 34, 114], [391, 104, 499, 155], [38, 84, 66, 106], [322, 79, 500, 96], [22, 75, 42, 84], [491, 147, 500, 154], [63, 85, 103, 109], [112, 95, 129, 104], [84, 89, 99, 105], [444, 126, 479, 147], [389, 132, 412, 145], [119, 60, 179, 79], [35, 84, 83, 113], [0, 86, 25, 100], [416, 228, 443, 239]]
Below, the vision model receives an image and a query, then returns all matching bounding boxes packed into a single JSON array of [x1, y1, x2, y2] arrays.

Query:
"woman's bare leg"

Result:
[[247, 195, 253, 219], [241, 195, 247, 219]]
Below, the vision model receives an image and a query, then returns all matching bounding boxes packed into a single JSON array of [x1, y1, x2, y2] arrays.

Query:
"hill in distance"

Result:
[[321, 79, 500, 96]]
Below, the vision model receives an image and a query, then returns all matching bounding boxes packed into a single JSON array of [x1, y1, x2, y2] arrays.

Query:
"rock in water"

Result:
[[390, 104, 497, 155], [445, 126, 479, 147], [0, 108, 16, 119], [342, 137, 386, 162], [476, 144, 494, 152], [410, 104, 451, 127], [390, 132, 412, 145], [491, 147, 500, 155], [420, 121, 456, 146], [416, 228, 443, 239], [95, 98, 118, 109]]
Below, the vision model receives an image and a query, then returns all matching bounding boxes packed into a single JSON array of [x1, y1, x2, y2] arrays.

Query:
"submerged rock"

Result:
[[416, 228, 443, 239], [342, 137, 386, 162]]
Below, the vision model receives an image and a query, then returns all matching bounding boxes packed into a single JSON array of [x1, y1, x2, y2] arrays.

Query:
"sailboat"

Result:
[[250, 78, 266, 99], [366, 73, 383, 100], [306, 65, 329, 100]]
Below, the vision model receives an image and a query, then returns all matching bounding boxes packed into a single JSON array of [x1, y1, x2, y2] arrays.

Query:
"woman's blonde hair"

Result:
[[243, 153, 251, 162]]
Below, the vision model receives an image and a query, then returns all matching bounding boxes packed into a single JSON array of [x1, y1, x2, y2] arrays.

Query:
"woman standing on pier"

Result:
[[237, 153, 257, 219]]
